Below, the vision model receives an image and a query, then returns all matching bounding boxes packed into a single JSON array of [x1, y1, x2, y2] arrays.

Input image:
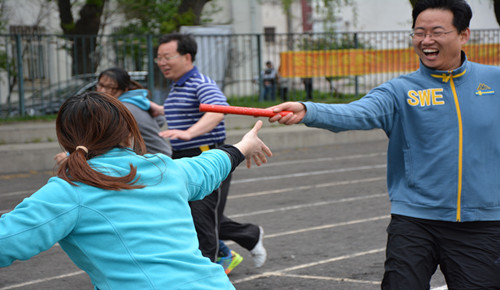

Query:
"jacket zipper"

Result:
[[449, 72, 463, 222], [431, 70, 465, 221]]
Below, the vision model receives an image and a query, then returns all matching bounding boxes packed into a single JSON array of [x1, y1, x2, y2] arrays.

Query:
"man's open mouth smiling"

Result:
[[423, 48, 439, 56]]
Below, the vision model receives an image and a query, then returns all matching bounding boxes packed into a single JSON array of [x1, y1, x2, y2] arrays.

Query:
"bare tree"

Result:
[[56, 0, 107, 75], [493, 0, 500, 26], [177, 0, 212, 26], [53, 0, 216, 76], [115, 0, 212, 34]]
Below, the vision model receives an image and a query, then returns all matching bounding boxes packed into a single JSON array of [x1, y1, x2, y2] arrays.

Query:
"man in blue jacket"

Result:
[[270, 0, 500, 288]]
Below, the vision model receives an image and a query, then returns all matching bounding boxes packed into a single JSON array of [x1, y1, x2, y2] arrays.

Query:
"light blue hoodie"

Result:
[[302, 54, 500, 222], [0, 149, 235, 289], [117, 89, 172, 156], [118, 89, 151, 110]]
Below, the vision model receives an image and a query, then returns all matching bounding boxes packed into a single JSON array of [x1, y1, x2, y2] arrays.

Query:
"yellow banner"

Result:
[[279, 44, 500, 78]]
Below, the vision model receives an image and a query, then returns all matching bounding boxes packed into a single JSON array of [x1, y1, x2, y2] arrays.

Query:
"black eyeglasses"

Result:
[[154, 54, 181, 63], [410, 30, 455, 40]]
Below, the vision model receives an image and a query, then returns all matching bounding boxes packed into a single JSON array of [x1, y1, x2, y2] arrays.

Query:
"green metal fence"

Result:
[[1, 29, 499, 118]]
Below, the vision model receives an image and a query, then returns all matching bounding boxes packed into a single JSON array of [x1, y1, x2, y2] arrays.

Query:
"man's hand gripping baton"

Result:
[[199, 104, 291, 118]]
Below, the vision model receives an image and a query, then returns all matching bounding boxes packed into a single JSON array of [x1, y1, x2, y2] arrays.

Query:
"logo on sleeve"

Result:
[[475, 83, 494, 96]]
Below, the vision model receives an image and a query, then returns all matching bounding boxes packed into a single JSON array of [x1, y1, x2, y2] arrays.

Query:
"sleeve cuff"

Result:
[[217, 144, 245, 172]]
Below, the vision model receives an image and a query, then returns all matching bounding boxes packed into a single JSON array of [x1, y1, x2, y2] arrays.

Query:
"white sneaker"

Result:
[[250, 226, 267, 268]]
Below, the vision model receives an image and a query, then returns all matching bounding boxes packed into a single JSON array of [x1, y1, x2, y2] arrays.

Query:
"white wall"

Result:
[[206, 0, 305, 34], [208, 0, 499, 36], [338, 0, 498, 32], [5, 0, 499, 35], [469, 0, 499, 29], [230, 0, 262, 34], [3, 0, 60, 32], [338, 0, 413, 32]]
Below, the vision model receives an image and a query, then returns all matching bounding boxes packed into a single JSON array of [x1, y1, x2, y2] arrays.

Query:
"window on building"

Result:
[[10, 25, 47, 81], [264, 27, 276, 43]]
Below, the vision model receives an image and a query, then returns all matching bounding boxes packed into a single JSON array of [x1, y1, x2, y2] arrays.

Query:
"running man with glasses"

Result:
[[150, 33, 267, 274], [269, 0, 500, 288]]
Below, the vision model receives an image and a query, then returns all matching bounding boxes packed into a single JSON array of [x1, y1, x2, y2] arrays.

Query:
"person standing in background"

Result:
[[278, 64, 289, 102], [260, 61, 278, 101], [301, 77, 313, 100]]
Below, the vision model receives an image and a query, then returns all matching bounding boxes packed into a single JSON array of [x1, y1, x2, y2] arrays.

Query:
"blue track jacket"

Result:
[[302, 54, 500, 222], [0, 148, 235, 290]]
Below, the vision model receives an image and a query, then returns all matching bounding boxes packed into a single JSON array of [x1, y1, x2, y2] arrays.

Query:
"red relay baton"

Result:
[[199, 104, 292, 118]]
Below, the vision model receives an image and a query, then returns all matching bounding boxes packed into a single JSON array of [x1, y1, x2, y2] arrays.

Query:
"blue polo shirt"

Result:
[[164, 66, 228, 151]]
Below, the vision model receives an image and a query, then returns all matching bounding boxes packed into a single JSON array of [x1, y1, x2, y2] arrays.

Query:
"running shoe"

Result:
[[216, 250, 243, 274], [250, 226, 267, 268]]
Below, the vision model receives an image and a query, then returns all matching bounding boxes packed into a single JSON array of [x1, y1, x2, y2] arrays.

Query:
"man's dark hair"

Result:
[[412, 0, 472, 32], [158, 33, 197, 62]]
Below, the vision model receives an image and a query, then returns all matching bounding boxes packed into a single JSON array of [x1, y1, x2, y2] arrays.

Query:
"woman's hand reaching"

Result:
[[233, 120, 272, 168]]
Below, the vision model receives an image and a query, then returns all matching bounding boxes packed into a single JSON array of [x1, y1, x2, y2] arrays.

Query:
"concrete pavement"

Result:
[[0, 115, 387, 174]]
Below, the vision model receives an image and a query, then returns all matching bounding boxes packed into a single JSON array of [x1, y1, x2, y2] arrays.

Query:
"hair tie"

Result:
[[75, 146, 89, 154]]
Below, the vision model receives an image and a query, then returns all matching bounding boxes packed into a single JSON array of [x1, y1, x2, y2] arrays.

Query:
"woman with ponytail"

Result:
[[0, 92, 272, 290]]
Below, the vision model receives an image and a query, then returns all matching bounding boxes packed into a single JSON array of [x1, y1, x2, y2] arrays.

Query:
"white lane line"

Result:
[[232, 164, 386, 184], [268, 274, 447, 289], [224, 215, 389, 248], [228, 193, 387, 218], [1, 190, 35, 197], [281, 247, 384, 274], [283, 247, 382, 272], [237, 152, 386, 169], [232, 248, 385, 284], [0, 271, 85, 290], [229, 176, 386, 199], [265, 215, 389, 239], [270, 273, 380, 285]]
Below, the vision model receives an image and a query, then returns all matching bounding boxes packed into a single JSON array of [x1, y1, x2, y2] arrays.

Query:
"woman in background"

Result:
[[55, 67, 172, 164], [96, 67, 171, 156]]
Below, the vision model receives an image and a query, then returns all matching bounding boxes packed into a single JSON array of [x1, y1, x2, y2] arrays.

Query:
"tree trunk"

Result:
[[177, 0, 211, 26], [494, 0, 500, 27], [57, 0, 106, 75]]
